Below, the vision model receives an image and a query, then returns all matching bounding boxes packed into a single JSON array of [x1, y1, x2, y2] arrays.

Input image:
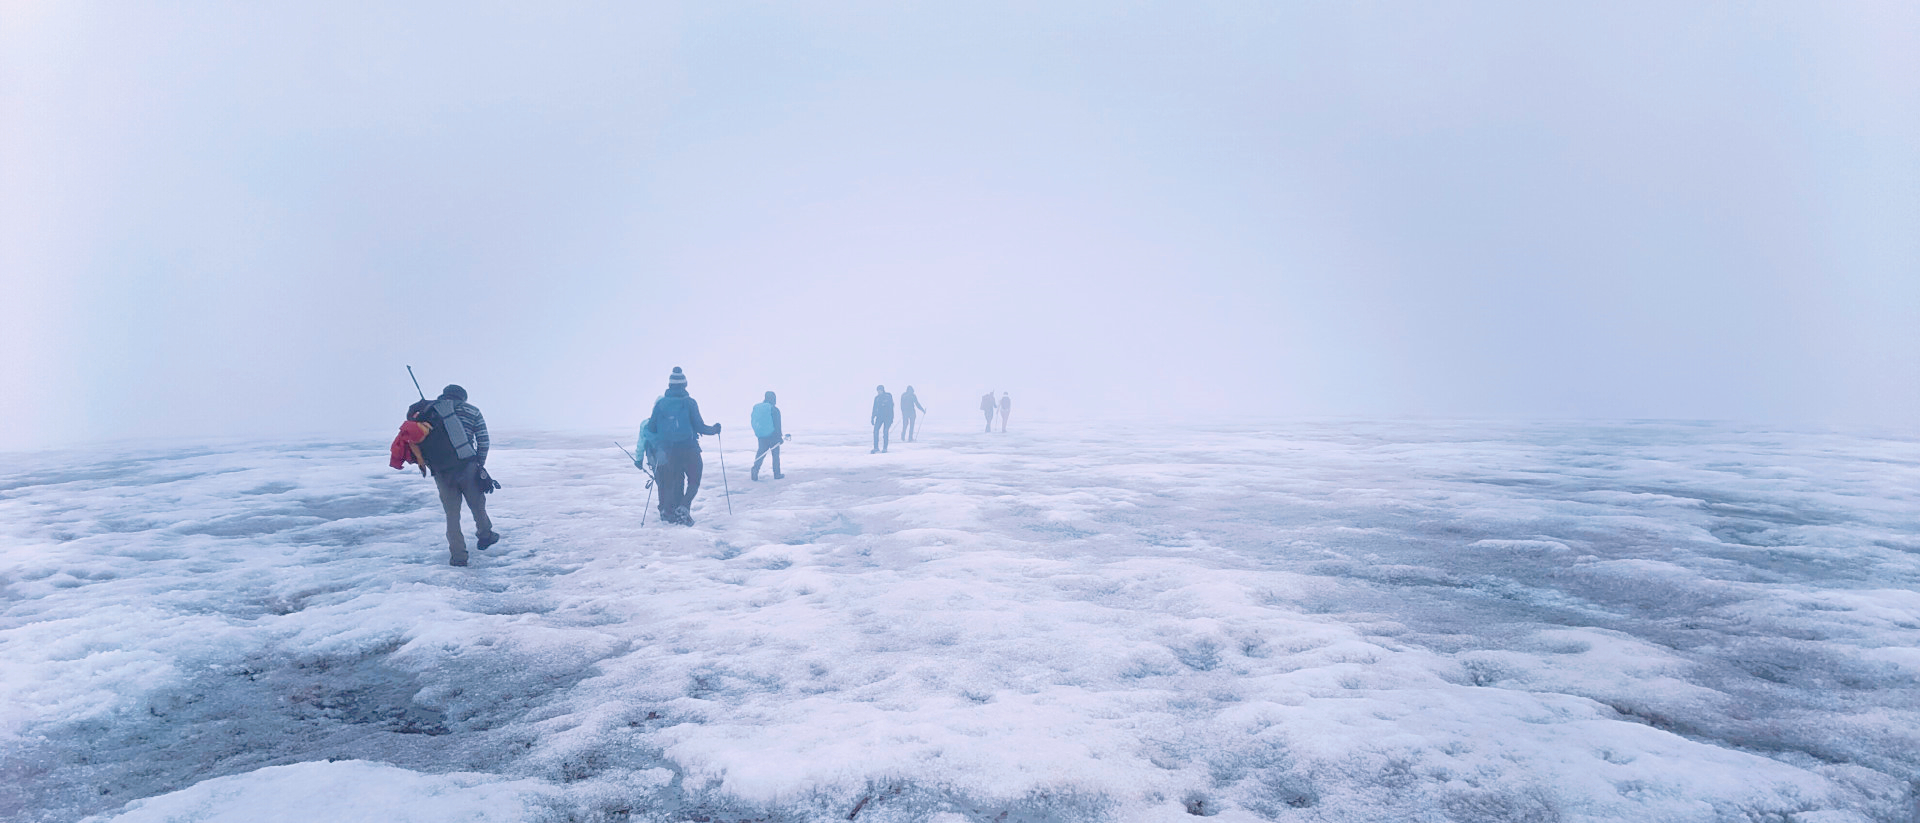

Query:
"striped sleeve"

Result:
[[459, 404, 490, 464]]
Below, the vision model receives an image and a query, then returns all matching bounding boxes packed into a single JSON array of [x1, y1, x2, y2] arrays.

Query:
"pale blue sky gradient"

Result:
[[2, 1, 1915, 449]]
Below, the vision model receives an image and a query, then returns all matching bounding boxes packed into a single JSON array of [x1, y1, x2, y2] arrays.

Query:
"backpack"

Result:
[[751, 402, 777, 438], [651, 395, 696, 449], [412, 398, 476, 472]]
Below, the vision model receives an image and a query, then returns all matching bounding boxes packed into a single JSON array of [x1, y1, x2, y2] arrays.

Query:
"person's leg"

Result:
[[657, 452, 685, 519], [435, 473, 469, 564], [462, 466, 496, 549], [872, 423, 881, 453], [903, 415, 913, 442], [756, 435, 778, 478], [682, 452, 705, 520], [984, 410, 992, 432], [751, 442, 765, 480], [882, 422, 891, 452]]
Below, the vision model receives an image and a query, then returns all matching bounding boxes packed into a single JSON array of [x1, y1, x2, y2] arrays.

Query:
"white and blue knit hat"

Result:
[[668, 367, 687, 389]]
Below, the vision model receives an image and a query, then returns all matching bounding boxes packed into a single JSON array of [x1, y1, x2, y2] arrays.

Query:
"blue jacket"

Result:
[[647, 388, 720, 453]]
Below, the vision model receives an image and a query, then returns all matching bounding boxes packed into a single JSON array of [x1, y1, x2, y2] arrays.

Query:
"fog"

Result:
[[2, 1, 1916, 451]]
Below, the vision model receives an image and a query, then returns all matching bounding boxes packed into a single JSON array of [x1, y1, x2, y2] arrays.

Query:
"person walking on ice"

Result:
[[998, 392, 1012, 433], [750, 391, 784, 481], [645, 367, 721, 525], [871, 385, 894, 454], [410, 384, 498, 566], [900, 385, 926, 442], [980, 391, 996, 433]]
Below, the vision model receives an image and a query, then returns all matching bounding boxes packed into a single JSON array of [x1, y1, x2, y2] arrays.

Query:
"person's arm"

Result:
[[689, 399, 721, 435], [464, 406, 490, 464]]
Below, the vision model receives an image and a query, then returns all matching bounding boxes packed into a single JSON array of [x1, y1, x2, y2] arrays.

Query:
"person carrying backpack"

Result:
[[407, 384, 499, 566], [870, 385, 894, 454], [998, 392, 1012, 433], [750, 391, 784, 481], [644, 367, 721, 525], [900, 386, 926, 442], [980, 391, 996, 433]]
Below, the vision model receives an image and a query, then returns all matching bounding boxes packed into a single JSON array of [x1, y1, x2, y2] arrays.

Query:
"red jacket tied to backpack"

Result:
[[389, 420, 431, 473]]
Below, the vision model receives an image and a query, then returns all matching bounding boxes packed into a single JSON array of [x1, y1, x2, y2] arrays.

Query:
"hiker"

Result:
[[998, 392, 1012, 432], [409, 384, 498, 566], [980, 391, 996, 433], [751, 391, 784, 481], [871, 385, 894, 454], [899, 386, 926, 442], [644, 367, 722, 525]]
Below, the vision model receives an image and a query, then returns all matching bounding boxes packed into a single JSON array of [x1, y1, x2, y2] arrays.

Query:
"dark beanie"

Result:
[[765, 391, 776, 403], [876, 384, 885, 392], [440, 384, 468, 402], [668, 367, 687, 389]]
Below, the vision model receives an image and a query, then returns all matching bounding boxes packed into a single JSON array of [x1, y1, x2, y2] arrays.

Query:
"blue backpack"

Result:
[[751, 402, 777, 438], [652, 395, 696, 448]]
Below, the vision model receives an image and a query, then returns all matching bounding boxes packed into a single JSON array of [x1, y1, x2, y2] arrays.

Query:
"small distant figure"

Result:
[[871, 385, 894, 454], [645, 367, 721, 526], [406, 384, 498, 566], [900, 385, 926, 442], [980, 391, 996, 433], [998, 392, 1012, 433], [750, 391, 784, 481]]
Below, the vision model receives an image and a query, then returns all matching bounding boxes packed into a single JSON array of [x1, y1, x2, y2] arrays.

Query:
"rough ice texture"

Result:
[[1, 421, 1916, 823]]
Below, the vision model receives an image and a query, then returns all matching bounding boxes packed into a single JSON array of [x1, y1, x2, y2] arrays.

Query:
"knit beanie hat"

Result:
[[668, 367, 687, 389], [876, 384, 885, 393], [441, 384, 468, 402]]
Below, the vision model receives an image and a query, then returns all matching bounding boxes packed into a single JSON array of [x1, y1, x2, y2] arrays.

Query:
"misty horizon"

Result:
[[3, 2, 1915, 451]]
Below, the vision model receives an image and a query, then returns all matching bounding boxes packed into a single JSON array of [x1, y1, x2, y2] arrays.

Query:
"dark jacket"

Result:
[[872, 392, 894, 424], [647, 387, 720, 452], [902, 391, 925, 416]]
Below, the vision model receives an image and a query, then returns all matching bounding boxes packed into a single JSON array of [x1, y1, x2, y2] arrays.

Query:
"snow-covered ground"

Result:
[[2, 420, 1917, 823]]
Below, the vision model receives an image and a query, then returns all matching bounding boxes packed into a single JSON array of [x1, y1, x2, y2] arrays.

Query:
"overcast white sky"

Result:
[[2, 1, 1916, 451]]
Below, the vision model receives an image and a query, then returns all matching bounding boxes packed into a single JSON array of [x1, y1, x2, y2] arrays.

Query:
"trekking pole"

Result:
[[614, 442, 656, 526], [715, 429, 734, 515], [406, 366, 426, 401]]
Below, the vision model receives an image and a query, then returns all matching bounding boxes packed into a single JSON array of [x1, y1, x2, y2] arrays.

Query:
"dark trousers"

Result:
[[901, 413, 917, 442], [433, 462, 494, 561], [752, 435, 781, 478], [999, 407, 1010, 432], [872, 420, 892, 452], [983, 409, 993, 432], [657, 445, 704, 517]]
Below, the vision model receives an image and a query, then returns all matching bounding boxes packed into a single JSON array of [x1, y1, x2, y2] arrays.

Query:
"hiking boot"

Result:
[[773, 473, 784, 480], [675, 506, 693, 526], [477, 532, 501, 550], [450, 553, 469, 567]]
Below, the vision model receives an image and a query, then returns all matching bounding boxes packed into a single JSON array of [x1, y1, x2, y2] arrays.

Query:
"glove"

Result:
[[713, 423, 722, 433], [633, 459, 644, 471]]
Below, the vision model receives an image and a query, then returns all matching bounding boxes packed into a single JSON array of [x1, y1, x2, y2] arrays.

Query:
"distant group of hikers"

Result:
[[389, 368, 1015, 566]]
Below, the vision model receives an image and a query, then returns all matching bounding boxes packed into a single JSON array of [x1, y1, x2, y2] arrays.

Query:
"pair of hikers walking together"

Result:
[[981, 391, 1011, 432], [871, 385, 927, 453]]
